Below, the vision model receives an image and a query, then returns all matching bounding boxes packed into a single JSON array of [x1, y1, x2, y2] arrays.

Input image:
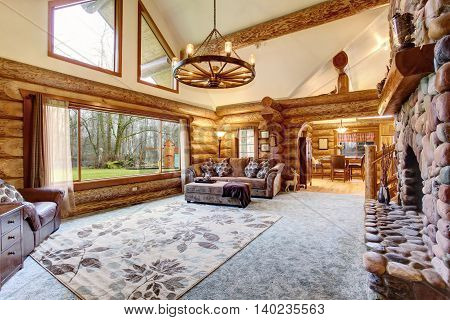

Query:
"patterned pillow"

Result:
[[201, 158, 217, 177], [244, 159, 260, 178], [215, 158, 233, 177], [0, 179, 24, 203], [257, 160, 271, 179]]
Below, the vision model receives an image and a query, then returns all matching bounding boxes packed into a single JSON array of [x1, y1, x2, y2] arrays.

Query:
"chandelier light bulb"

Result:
[[171, 57, 179, 69], [249, 54, 256, 66], [336, 119, 348, 133], [224, 41, 232, 56], [186, 44, 194, 57]]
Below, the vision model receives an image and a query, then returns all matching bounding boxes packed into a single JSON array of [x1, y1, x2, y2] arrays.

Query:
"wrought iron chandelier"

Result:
[[172, 0, 256, 89]]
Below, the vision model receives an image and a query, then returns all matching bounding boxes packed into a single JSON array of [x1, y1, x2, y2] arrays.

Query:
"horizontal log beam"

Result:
[[201, 0, 389, 51], [0, 58, 218, 120], [220, 112, 263, 125], [0, 100, 23, 118], [73, 187, 181, 216], [0, 119, 23, 137], [279, 90, 379, 108], [215, 102, 263, 118], [282, 99, 379, 119]]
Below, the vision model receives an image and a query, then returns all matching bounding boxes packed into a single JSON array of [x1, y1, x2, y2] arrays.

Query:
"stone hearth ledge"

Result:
[[363, 200, 449, 299]]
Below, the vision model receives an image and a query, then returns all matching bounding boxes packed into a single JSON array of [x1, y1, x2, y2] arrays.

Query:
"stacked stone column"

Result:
[[363, 36, 450, 299], [396, 36, 449, 286], [424, 37, 450, 285]]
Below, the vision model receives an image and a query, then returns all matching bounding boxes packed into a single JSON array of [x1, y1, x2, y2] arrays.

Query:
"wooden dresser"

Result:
[[0, 203, 24, 289]]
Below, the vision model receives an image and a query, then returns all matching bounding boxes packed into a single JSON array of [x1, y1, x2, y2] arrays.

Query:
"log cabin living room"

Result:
[[0, 0, 449, 309]]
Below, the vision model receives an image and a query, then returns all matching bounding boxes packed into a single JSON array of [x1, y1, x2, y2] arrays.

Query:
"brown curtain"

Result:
[[179, 118, 191, 192], [24, 93, 45, 188]]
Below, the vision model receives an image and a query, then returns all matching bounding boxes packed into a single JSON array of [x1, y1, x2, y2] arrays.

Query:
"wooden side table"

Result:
[[0, 203, 24, 290]]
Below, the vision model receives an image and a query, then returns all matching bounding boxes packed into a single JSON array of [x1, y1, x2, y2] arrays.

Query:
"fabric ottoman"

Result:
[[185, 181, 250, 208]]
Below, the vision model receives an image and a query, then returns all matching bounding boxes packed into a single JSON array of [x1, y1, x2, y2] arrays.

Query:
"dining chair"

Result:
[[331, 155, 349, 182], [312, 156, 324, 179], [349, 155, 365, 181]]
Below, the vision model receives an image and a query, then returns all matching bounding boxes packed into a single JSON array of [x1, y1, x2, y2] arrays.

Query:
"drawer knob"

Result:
[[7, 251, 15, 256], [7, 220, 15, 224], [7, 235, 15, 240]]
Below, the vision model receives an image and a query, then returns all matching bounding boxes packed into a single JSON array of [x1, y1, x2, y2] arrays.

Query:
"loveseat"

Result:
[[186, 158, 285, 198]]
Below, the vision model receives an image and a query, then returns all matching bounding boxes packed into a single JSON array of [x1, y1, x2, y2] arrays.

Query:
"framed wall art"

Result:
[[318, 138, 328, 150], [260, 143, 270, 152], [259, 130, 269, 139]]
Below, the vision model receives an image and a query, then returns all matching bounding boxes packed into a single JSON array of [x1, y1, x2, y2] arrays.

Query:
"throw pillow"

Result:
[[229, 157, 249, 177], [244, 159, 260, 178], [215, 158, 233, 177], [201, 158, 217, 177], [257, 160, 271, 179], [0, 179, 24, 203]]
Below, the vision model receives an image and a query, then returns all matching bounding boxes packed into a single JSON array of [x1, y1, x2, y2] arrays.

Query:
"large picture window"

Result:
[[70, 107, 180, 182], [239, 128, 255, 158], [138, 1, 177, 92], [48, 0, 122, 75]]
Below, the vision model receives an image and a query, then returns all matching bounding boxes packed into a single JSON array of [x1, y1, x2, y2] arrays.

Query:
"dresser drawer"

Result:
[[1, 210, 21, 235], [1, 226, 21, 252], [0, 241, 22, 282]]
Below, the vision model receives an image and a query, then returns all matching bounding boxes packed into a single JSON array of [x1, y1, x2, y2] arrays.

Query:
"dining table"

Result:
[[318, 155, 363, 166], [314, 155, 363, 180]]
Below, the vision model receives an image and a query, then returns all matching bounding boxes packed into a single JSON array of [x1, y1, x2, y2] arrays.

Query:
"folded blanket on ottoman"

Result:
[[222, 182, 251, 208]]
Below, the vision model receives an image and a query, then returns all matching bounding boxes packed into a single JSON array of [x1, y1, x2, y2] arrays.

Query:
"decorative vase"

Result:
[[383, 186, 391, 204], [391, 12, 415, 51], [377, 185, 386, 203]]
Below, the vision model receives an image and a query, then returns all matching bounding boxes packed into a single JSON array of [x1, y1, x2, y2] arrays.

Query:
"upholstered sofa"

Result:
[[186, 158, 285, 198], [19, 188, 65, 256]]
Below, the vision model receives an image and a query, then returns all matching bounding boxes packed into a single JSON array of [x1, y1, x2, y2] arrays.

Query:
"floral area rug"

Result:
[[31, 201, 280, 300]]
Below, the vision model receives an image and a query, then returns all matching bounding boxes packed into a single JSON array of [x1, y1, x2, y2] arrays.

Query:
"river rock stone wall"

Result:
[[363, 35, 450, 299]]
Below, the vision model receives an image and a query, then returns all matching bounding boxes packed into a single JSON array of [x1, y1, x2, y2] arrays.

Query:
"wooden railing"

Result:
[[365, 144, 398, 200]]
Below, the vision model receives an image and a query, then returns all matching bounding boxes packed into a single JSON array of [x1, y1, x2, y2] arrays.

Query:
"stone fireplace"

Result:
[[399, 146, 424, 211], [362, 37, 449, 299]]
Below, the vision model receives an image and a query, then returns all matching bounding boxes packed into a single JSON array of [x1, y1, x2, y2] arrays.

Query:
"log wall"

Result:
[[310, 118, 394, 177], [216, 102, 264, 159], [190, 116, 219, 164], [0, 58, 218, 217], [0, 96, 23, 188]]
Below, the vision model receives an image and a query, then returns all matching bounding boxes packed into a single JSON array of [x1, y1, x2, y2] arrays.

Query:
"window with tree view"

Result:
[[139, 1, 176, 90], [69, 108, 180, 181], [50, 0, 121, 74]]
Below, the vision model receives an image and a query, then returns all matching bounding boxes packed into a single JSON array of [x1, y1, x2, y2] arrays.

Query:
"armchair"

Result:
[[19, 188, 64, 256]]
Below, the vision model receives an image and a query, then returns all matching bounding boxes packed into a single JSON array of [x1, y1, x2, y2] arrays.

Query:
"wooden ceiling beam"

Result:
[[200, 0, 389, 52]]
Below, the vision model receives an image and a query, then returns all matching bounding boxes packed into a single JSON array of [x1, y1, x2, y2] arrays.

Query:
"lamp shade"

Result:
[[216, 131, 226, 138]]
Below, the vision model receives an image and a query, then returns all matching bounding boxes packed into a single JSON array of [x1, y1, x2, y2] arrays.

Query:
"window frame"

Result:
[[69, 104, 181, 188], [238, 127, 257, 159], [137, 0, 179, 93], [48, 0, 123, 76]]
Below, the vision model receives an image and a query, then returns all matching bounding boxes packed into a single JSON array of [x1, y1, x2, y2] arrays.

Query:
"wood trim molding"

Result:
[[0, 58, 217, 120], [48, 0, 123, 76], [197, 0, 389, 52], [74, 171, 181, 191], [137, 0, 178, 93]]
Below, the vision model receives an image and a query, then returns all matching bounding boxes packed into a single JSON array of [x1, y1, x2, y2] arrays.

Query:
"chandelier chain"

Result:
[[213, 0, 216, 29]]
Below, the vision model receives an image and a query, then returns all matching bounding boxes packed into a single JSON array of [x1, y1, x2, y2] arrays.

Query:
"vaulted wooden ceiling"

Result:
[[151, 0, 390, 107]]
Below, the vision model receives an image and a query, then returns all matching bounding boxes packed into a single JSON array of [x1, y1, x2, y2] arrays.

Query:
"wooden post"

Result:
[[365, 145, 377, 200]]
